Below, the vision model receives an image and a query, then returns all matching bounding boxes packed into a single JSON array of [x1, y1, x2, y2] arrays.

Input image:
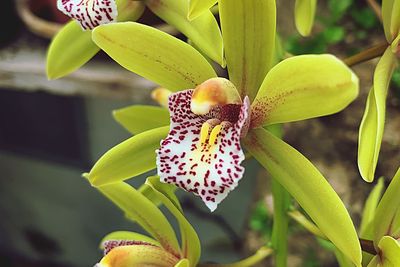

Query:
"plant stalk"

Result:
[[360, 239, 377, 255], [343, 42, 388, 67]]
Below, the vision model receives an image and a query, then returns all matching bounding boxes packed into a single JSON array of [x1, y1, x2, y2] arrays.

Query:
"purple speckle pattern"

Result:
[[156, 90, 250, 211], [102, 240, 155, 255], [57, 0, 117, 30]]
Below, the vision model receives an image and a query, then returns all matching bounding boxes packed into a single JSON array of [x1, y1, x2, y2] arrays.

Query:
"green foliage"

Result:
[[249, 201, 273, 239]]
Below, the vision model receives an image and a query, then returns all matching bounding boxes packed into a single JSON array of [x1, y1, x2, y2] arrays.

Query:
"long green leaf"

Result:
[[146, 177, 201, 266], [188, 0, 218, 20], [113, 105, 170, 135], [243, 128, 361, 267], [373, 168, 400, 244], [294, 0, 317, 36], [146, 0, 224, 66], [47, 0, 145, 79], [92, 22, 216, 91], [97, 182, 181, 256], [100, 231, 160, 248], [88, 126, 169, 187], [251, 54, 359, 127], [219, 0, 276, 101], [358, 48, 397, 182]]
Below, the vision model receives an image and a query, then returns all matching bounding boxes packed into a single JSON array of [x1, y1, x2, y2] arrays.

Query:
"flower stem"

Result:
[[343, 41, 388, 67], [267, 124, 291, 267], [360, 239, 377, 255]]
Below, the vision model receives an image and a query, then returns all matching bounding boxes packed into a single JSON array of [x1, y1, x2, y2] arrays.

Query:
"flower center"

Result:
[[200, 122, 223, 147]]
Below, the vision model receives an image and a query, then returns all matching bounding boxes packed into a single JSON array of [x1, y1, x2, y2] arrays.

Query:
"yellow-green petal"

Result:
[[96, 244, 179, 267], [294, 0, 317, 36], [188, 0, 217, 20], [92, 22, 216, 91], [390, 0, 400, 42], [113, 105, 170, 135], [88, 126, 169, 187], [219, 0, 276, 101], [146, 177, 200, 266], [203, 246, 273, 267], [382, 0, 395, 42], [373, 168, 400, 244], [46, 0, 145, 79], [100, 231, 160, 248], [360, 178, 385, 239], [243, 128, 362, 267], [146, 0, 224, 66], [377, 236, 400, 266], [251, 54, 359, 127], [175, 259, 190, 267], [358, 48, 397, 182], [97, 182, 181, 256]]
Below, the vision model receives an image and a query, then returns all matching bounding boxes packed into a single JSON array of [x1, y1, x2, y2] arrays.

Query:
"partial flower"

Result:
[[358, 0, 400, 182], [57, 0, 118, 30]]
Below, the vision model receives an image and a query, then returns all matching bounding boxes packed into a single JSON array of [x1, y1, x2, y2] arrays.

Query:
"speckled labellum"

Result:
[[156, 78, 251, 211], [57, 0, 118, 30]]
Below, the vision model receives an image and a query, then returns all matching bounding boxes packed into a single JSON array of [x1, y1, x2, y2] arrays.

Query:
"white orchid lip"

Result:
[[57, 0, 118, 30], [156, 89, 250, 211]]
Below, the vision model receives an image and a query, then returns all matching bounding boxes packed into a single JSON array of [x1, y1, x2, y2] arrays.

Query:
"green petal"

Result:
[[46, 0, 145, 80], [97, 244, 179, 267], [243, 128, 362, 267], [373, 168, 400, 244], [188, 0, 218, 20], [390, 0, 400, 42], [147, 0, 224, 66], [382, 0, 400, 42], [113, 105, 170, 135], [97, 182, 181, 256], [366, 256, 379, 267], [358, 48, 397, 182], [146, 177, 201, 266], [100, 231, 160, 248], [294, 0, 317, 36], [219, 0, 276, 100], [378, 236, 400, 266], [92, 22, 216, 91], [203, 246, 273, 267], [88, 126, 169, 187], [175, 259, 190, 267], [252, 54, 359, 127], [359, 178, 385, 239]]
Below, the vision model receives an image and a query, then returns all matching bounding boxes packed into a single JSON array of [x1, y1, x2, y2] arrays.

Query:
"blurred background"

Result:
[[0, 0, 399, 266]]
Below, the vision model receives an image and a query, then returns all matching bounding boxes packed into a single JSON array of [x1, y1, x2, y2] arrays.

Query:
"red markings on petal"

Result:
[[57, 0, 118, 30], [103, 240, 156, 255], [156, 90, 251, 211]]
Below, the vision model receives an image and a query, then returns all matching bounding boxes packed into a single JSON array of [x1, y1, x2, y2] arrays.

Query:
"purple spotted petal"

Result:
[[156, 90, 250, 211], [57, 0, 118, 30], [103, 240, 156, 255]]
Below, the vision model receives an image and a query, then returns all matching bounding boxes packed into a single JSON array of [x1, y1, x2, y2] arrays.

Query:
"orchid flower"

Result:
[[48, 0, 223, 79], [90, 177, 272, 267], [358, 0, 400, 182], [357, 168, 400, 266]]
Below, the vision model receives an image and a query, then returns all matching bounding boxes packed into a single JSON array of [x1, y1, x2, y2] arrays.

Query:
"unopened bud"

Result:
[[151, 87, 172, 108]]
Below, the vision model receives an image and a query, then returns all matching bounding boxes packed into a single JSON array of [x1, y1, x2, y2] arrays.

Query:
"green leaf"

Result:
[[219, 0, 276, 101], [97, 244, 179, 267], [373, 168, 400, 244], [203, 246, 273, 267], [97, 182, 181, 256], [147, 0, 224, 66], [383, 0, 400, 42], [188, 0, 218, 20], [100, 231, 160, 248], [88, 126, 169, 187], [377, 236, 400, 266], [359, 178, 385, 239], [251, 54, 359, 127], [294, 0, 317, 36], [328, 0, 353, 21], [322, 26, 345, 44], [92, 22, 217, 91], [243, 128, 362, 267], [46, 0, 145, 79], [146, 177, 200, 266], [358, 48, 397, 182], [113, 105, 170, 135]]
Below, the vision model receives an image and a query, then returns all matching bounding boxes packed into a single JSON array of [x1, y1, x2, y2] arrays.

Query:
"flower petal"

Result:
[[103, 240, 156, 255], [156, 90, 250, 211], [57, 0, 118, 30]]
